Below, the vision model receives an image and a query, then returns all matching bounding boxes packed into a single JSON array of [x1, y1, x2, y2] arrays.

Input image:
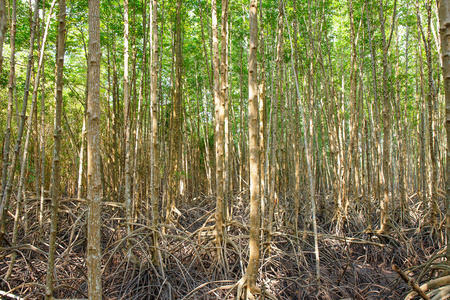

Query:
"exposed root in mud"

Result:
[[0, 192, 446, 299]]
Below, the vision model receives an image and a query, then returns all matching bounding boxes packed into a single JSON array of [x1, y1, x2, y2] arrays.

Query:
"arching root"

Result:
[[231, 275, 277, 300]]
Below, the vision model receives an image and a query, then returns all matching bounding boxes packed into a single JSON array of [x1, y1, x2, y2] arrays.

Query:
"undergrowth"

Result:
[[0, 191, 445, 299]]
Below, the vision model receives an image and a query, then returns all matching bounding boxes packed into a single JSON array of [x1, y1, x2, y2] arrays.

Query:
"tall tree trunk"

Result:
[[268, 1, 283, 246], [45, 0, 66, 297], [341, 0, 358, 227], [438, 0, 450, 262], [365, 0, 381, 213], [221, 0, 230, 224], [167, 0, 183, 221], [133, 1, 147, 224], [0, 0, 6, 73], [87, 0, 103, 297], [244, 0, 261, 296], [39, 33, 47, 231], [150, 0, 161, 269], [425, 0, 438, 228], [378, 0, 395, 234], [258, 2, 267, 228], [0, 0, 16, 213], [283, 0, 320, 283], [124, 0, 133, 235], [77, 109, 87, 199], [7, 0, 56, 280], [0, 0, 39, 241], [212, 0, 225, 255], [292, 0, 301, 233]]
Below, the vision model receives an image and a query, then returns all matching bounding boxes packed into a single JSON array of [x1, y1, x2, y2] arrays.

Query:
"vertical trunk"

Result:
[[150, 0, 160, 267], [0, 0, 39, 241], [87, 0, 103, 297], [203, 92, 213, 195], [245, 0, 260, 295], [438, 0, 450, 261], [8, 0, 55, 280], [417, 41, 427, 211], [378, 0, 394, 234], [123, 0, 133, 235], [133, 2, 148, 225], [365, 0, 381, 207], [396, 27, 409, 224], [0, 0, 6, 73], [212, 0, 225, 251], [39, 39, 46, 231], [167, 0, 183, 220], [268, 2, 283, 244], [222, 0, 230, 222], [425, 1, 438, 227], [283, 0, 320, 282], [342, 0, 358, 225], [293, 0, 301, 232], [77, 109, 87, 199], [1, 0, 15, 209], [45, 0, 66, 297], [401, 28, 410, 222], [239, 46, 245, 192], [258, 3, 266, 227]]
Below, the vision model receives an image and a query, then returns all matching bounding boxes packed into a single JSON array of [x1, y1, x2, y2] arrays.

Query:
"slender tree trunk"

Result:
[[292, 0, 301, 233], [150, 0, 161, 269], [7, 0, 56, 280], [124, 0, 133, 235], [87, 0, 103, 297], [77, 110, 87, 199], [212, 0, 225, 253], [425, 1, 438, 227], [1, 0, 16, 211], [365, 0, 381, 210], [39, 38, 46, 231], [0, 0, 6, 73], [379, 0, 395, 234], [167, 0, 183, 221], [133, 1, 148, 224], [222, 0, 230, 219], [45, 0, 66, 297], [283, 0, 320, 283], [417, 41, 428, 212], [258, 3, 266, 229], [0, 0, 39, 241], [438, 0, 450, 262], [341, 0, 358, 227], [245, 0, 261, 295], [268, 2, 283, 246], [239, 46, 245, 193]]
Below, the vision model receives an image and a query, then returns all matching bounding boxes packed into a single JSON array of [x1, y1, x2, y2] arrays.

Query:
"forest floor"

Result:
[[0, 191, 445, 299]]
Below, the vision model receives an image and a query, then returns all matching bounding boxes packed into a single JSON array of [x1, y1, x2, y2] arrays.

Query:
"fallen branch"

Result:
[[0, 290, 24, 300], [392, 264, 430, 300]]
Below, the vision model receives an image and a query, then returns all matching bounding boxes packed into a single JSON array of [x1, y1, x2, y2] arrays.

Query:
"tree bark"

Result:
[[166, 0, 183, 221], [45, 0, 66, 297], [0, 0, 39, 241], [378, 0, 395, 234], [0, 0, 6, 73], [123, 0, 133, 235], [212, 0, 225, 254], [150, 0, 161, 268], [0, 0, 16, 215], [438, 0, 450, 262], [87, 0, 103, 297], [244, 0, 261, 296]]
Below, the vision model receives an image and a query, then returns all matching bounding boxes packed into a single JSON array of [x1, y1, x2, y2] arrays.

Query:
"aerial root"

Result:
[[230, 275, 276, 300], [404, 274, 450, 300]]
